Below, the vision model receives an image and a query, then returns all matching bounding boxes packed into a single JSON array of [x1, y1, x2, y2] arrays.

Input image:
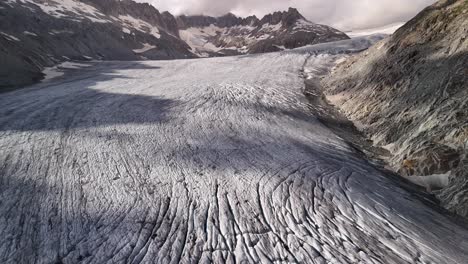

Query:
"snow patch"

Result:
[[0, 32, 20, 41], [49, 29, 74, 35], [42, 67, 65, 81], [42, 61, 92, 81], [404, 172, 451, 190], [273, 45, 286, 50], [179, 26, 225, 56], [11, 0, 110, 23], [133, 43, 157, 53], [61, 62, 92, 69], [294, 19, 317, 32], [23, 31, 38, 36], [261, 22, 283, 31], [122, 28, 131, 34], [255, 34, 271, 40], [118, 15, 161, 39]]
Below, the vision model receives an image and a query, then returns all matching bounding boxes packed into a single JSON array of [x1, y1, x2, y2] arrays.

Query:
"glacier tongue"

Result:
[[0, 38, 468, 263]]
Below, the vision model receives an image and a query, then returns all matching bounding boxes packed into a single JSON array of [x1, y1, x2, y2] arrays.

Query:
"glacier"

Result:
[[0, 37, 467, 263]]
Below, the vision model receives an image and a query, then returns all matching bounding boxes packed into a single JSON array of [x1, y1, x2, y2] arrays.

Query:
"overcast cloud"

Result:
[[135, 0, 436, 30]]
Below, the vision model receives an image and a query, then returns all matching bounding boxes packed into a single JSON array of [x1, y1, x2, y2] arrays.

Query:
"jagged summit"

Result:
[[176, 12, 250, 29], [243, 15, 260, 26], [176, 7, 310, 29], [259, 7, 306, 26]]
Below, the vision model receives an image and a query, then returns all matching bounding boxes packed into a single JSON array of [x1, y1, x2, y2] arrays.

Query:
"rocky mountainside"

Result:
[[177, 8, 349, 57], [0, 0, 348, 90], [322, 0, 468, 216]]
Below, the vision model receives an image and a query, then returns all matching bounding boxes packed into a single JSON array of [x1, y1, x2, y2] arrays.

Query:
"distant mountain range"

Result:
[[176, 8, 348, 56], [0, 0, 349, 89]]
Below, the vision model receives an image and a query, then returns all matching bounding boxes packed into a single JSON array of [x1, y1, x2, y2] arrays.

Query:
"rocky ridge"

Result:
[[321, 0, 468, 217]]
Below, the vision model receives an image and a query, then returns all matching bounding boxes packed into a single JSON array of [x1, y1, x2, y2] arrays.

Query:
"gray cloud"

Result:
[[135, 0, 436, 30]]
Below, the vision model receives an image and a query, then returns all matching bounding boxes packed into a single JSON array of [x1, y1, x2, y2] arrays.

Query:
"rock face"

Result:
[[322, 0, 468, 216], [82, 0, 181, 36], [0, 1, 348, 91], [178, 8, 349, 57]]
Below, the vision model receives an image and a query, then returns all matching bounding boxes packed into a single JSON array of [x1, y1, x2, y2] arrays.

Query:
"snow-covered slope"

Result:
[[1, 38, 468, 263]]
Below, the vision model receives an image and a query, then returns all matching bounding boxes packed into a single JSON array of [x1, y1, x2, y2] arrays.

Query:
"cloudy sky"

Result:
[[135, 0, 436, 31]]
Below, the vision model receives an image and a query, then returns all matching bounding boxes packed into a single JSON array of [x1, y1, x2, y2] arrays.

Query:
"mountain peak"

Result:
[[221, 12, 238, 18], [284, 7, 307, 25], [259, 7, 306, 26], [243, 15, 260, 26], [287, 7, 301, 15]]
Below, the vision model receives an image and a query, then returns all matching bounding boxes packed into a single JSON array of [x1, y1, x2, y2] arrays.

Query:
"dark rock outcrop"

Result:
[[259, 7, 304, 26], [322, 0, 468, 216]]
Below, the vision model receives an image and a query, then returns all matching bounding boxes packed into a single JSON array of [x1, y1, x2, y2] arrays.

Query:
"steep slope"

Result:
[[178, 8, 349, 57], [0, 0, 194, 90], [81, 0, 181, 36], [322, 0, 468, 216]]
